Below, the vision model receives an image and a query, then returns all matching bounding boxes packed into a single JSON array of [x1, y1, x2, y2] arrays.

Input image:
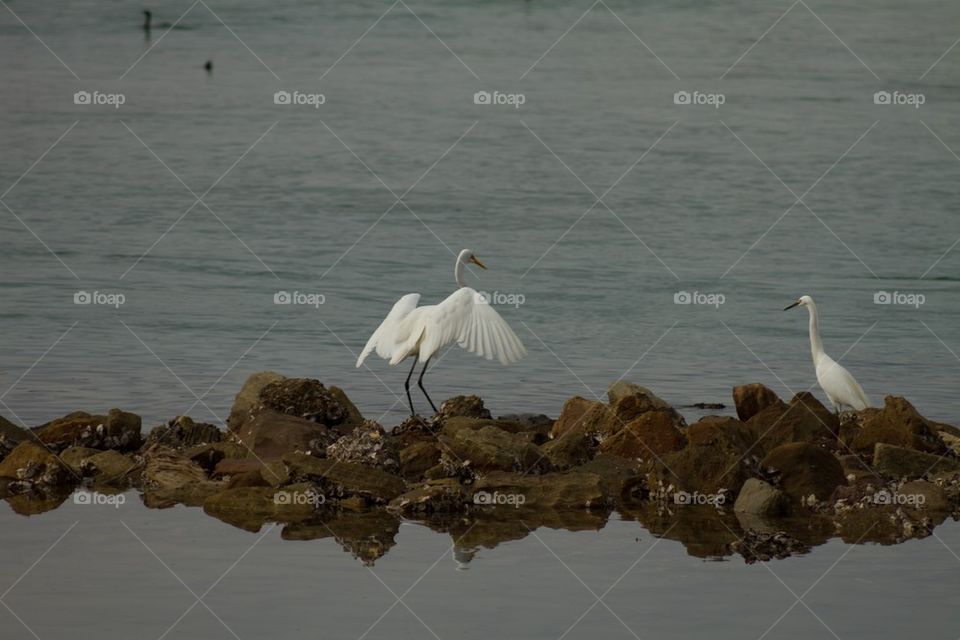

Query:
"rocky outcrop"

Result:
[[34, 409, 142, 452], [852, 396, 947, 456]]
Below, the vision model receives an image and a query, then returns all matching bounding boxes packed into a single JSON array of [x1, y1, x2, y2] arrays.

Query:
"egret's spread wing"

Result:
[[356, 293, 421, 367], [419, 288, 526, 365]]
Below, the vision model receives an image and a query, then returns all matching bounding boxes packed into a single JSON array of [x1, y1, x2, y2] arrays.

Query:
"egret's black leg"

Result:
[[404, 356, 419, 416], [418, 356, 438, 415]]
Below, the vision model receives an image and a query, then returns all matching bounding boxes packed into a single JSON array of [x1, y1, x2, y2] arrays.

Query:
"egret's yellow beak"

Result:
[[784, 300, 801, 311], [470, 255, 488, 270]]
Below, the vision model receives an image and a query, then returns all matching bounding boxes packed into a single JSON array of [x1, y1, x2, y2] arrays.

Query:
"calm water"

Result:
[[2, 0, 959, 637]]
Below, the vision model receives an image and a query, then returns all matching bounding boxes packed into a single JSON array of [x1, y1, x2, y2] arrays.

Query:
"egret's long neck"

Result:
[[807, 303, 824, 363], [454, 257, 466, 288]]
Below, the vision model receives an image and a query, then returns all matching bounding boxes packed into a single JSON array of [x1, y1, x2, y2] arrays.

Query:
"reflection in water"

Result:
[[91, 485, 953, 566]]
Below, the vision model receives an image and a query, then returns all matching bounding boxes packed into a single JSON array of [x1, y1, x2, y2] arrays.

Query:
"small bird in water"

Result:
[[204, 60, 213, 73], [784, 295, 870, 413], [357, 249, 527, 416]]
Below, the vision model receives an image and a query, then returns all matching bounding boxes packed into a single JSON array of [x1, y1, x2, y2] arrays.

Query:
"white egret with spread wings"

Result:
[[357, 249, 527, 416]]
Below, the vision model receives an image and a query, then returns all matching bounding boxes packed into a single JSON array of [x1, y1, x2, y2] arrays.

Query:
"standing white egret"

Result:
[[784, 295, 870, 413], [356, 249, 527, 416]]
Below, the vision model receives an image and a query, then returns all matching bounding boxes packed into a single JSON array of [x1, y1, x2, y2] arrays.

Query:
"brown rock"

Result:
[[257, 378, 363, 433], [144, 416, 222, 449], [852, 396, 947, 456], [234, 409, 338, 460], [399, 442, 441, 480], [734, 478, 790, 516], [746, 392, 838, 454], [86, 450, 139, 483], [141, 449, 224, 508], [34, 409, 142, 452], [761, 443, 845, 502], [541, 427, 596, 470], [0, 441, 72, 484], [326, 421, 400, 472], [550, 396, 604, 439], [651, 416, 755, 496], [438, 395, 491, 420], [599, 412, 686, 460], [732, 384, 784, 422]]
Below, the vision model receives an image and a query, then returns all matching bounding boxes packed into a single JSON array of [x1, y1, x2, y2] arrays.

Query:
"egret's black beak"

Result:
[[783, 301, 800, 311]]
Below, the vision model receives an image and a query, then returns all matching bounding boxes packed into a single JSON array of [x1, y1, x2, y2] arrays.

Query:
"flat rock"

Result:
[[438, 426, 546, 473], [234, 409, 338, 460], [283, 453, 406, 503], [872, 443, 960, 479]]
